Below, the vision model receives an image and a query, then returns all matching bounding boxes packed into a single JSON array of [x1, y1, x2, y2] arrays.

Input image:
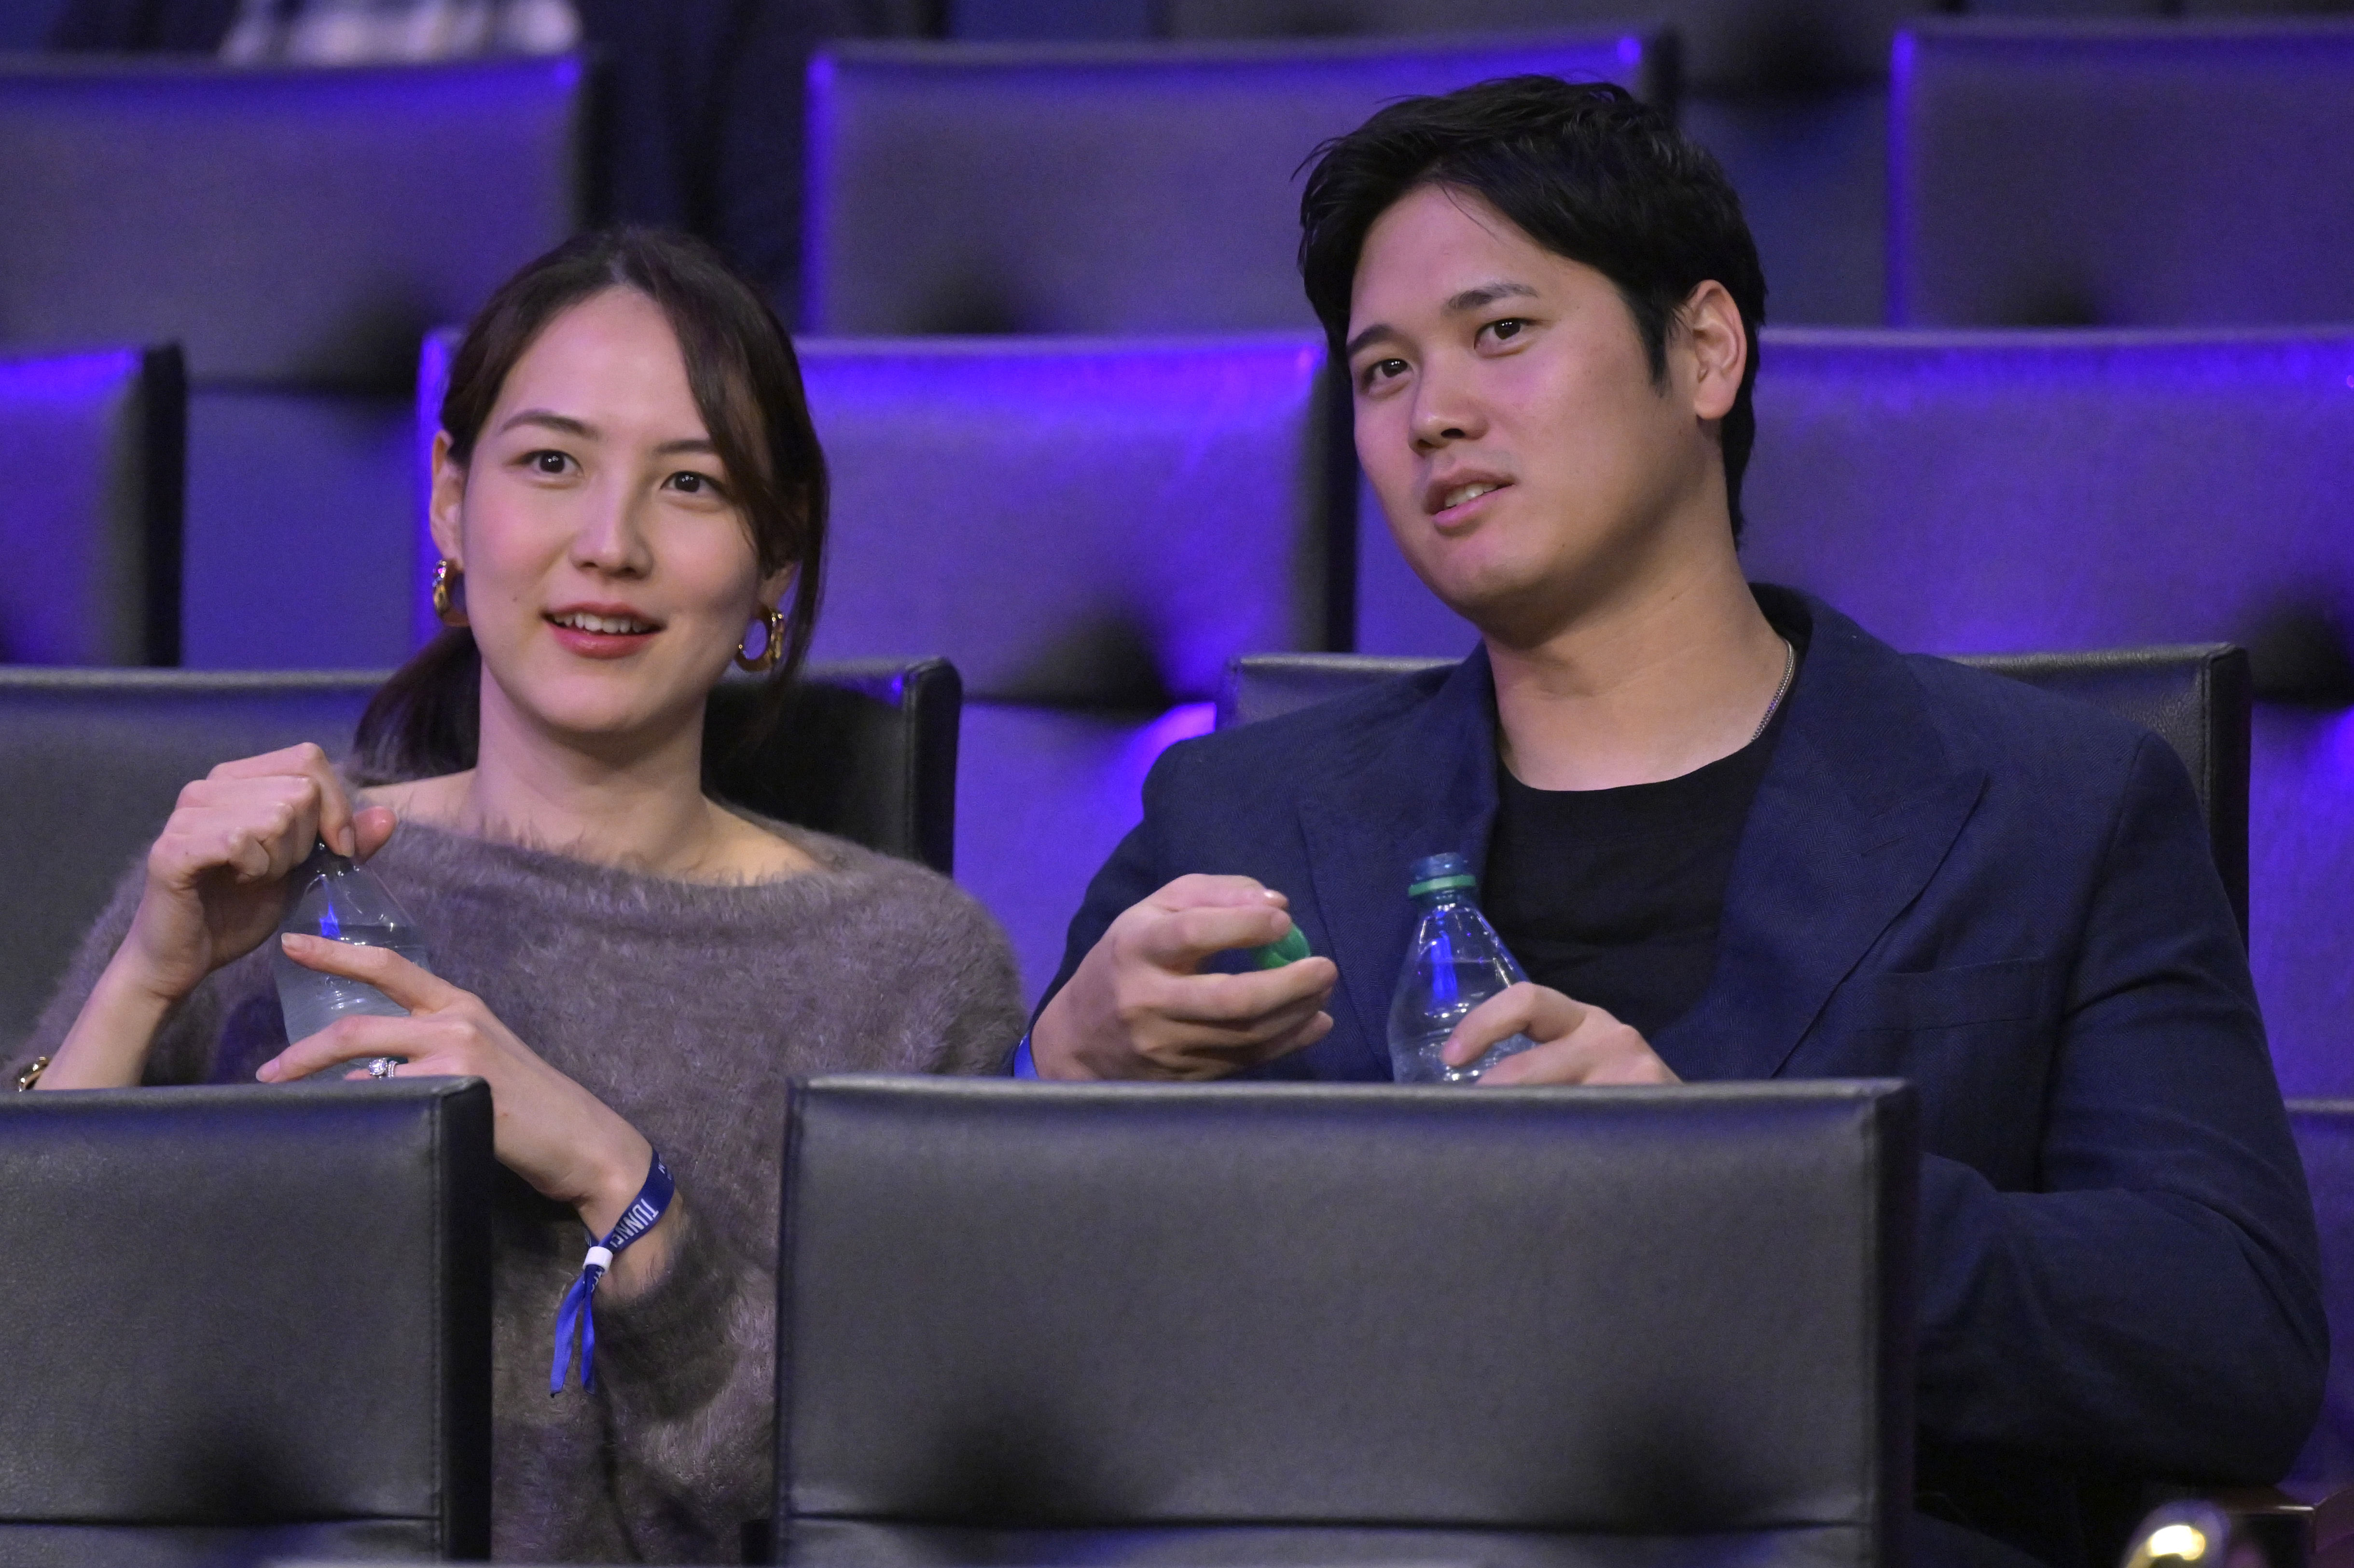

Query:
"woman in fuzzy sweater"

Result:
[[14, 229, 1025, 1563]]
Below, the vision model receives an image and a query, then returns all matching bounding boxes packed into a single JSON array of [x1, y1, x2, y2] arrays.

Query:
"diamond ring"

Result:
[[366, 1056, 401, 1080]]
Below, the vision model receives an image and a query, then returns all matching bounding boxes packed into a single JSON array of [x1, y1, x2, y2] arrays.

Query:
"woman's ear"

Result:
[[758, 562, 799, 611], [1681, 280, 1746, 424], [428, 430, 467, 563]]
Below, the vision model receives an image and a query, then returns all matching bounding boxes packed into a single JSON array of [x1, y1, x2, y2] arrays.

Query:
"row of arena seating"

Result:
[[4, 26, 2350, 667]]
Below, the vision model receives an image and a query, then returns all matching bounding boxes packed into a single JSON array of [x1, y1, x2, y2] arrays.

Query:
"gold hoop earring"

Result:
[[431, 558, 469, 628], [735, 604, 787, 673]]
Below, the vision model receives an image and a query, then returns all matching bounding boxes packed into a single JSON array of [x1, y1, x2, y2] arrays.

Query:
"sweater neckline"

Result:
[[367, 810, 872, 904]]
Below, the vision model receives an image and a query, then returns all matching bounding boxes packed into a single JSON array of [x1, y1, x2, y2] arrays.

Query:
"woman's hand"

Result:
[[114, 743, 396, 1009], [1444, 981, 1681, 1086], [38, 744, 400, 1092], [256, 936, 671, 1288]]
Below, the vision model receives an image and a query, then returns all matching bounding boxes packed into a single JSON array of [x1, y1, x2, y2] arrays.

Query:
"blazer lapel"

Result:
[[1655, 593, 1987, 1082], [1295, 650, 1501, 1079]]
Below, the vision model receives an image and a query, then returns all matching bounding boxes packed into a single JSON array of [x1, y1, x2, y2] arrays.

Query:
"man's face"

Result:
[[1345, 183, 1722, 643]]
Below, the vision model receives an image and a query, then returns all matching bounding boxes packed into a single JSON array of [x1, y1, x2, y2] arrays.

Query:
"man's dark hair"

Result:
[[1300, 76, 1767, 539]]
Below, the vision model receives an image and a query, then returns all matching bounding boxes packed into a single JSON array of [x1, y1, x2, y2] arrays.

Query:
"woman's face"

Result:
[[430, 286, 790, 751]]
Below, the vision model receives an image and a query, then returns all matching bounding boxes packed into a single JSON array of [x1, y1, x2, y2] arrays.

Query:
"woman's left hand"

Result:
[[258, 934, 660, 1249]]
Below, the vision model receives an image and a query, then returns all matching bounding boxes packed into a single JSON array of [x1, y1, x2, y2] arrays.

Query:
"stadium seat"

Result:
[[0, 1076, 495, 1564], [802, 33, 1669, 336], [1164, 0, 1922, 95], [0, 345, 182, 666], [1889, 19, 2354, 326], [0, 56, 584, 668], [777, 1075, 1918, 1568]]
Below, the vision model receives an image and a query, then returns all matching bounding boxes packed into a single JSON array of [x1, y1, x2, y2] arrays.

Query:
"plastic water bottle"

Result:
[[1386, 852, 1539, 1084], [272, 840, 433, 1051]]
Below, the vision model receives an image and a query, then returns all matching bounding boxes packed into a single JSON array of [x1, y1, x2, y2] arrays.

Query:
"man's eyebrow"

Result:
[[497, 409, 595, 439], [1445, 280, 1539, 313], [1344, 281, 1541, 360]]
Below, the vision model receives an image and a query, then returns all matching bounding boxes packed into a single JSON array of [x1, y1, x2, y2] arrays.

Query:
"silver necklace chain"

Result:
[[1749, 636, 1797, 746]]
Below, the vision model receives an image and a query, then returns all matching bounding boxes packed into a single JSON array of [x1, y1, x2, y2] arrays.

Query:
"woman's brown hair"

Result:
[[353, 228, 829, 782]]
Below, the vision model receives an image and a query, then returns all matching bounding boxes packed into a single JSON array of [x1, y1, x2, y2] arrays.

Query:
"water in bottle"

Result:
[[1386, 852, 1539, 1084], [273, 840, 434, 1053]]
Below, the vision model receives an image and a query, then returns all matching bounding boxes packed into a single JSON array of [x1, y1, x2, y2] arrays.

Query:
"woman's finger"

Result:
[[209, 743, 358, 856], [277, 933, 464, 1013], [351, 805, 399, 862], [258, 1011, 452, 1082]]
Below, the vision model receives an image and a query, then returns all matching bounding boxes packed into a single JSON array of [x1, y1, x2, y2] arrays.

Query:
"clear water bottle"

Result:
[[273, 840, 433, 1053], [1386, 852, 1539, 1084]]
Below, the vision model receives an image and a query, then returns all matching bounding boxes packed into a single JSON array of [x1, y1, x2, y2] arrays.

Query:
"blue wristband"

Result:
[[551, 1148, 676, 1395], [1012, 1031, 1039, 1079]]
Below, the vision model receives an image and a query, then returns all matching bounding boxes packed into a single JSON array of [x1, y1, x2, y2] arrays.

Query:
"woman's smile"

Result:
[[544, 602, 664, 659]]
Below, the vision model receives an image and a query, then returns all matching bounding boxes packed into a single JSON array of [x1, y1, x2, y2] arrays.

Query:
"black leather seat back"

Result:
[[0, 660, 961, 1053], [1955, 646, 2248, 937], [705, 659, 962, 876], [0, 344, 182, 666], [1890, 20, 2354, 328], [803, 34, 1667, 337], [0, 1079, 495, 1565], [1220, 644, 2251, 936], [0, 56, 582, 389], [776, 1077, 1917, 1568]]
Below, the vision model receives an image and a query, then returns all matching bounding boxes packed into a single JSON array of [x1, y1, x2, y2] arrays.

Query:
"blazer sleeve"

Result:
[[1913, 733, 2326, 1481], [1027, 742, 1185, 1028]]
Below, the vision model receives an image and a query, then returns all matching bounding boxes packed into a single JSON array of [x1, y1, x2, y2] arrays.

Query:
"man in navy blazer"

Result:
[[1020, 76, 2323, 1568]]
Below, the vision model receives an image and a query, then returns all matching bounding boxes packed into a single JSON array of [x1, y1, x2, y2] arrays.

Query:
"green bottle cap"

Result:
[[1250, 926, 1312, 969]]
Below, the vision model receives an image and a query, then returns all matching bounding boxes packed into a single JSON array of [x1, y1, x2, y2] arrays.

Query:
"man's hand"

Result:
[[1443, 981, 1680, 1085], [1031, 874, 1338, 1081]]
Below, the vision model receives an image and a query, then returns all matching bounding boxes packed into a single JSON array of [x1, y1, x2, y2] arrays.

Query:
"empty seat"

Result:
[[1166, 0, 1924, 95], [0, 1076, 495, 1563], [0, 56, 581, 387], [803, 33, 1669, 336], [1889, 19, 2354, 326], [777, 1075, 1918, 1567], [0, 344, 182, 666], [0, 56, 584, 668]]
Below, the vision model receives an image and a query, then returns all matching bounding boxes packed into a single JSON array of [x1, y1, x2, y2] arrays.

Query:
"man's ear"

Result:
[[428, 430, 466, 563], [1681, 280, 1747, 424]]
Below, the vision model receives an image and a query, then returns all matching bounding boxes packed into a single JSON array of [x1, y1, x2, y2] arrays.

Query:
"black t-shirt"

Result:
[[1481, 647, 1801, 1041]]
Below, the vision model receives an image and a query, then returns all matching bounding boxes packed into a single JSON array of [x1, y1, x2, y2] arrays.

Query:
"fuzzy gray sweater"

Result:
[[16, 818, 1025, 1564]]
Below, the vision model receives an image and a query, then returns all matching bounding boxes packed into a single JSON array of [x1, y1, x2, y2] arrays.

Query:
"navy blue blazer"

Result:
[[1043, 587, 2325, 1556]]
